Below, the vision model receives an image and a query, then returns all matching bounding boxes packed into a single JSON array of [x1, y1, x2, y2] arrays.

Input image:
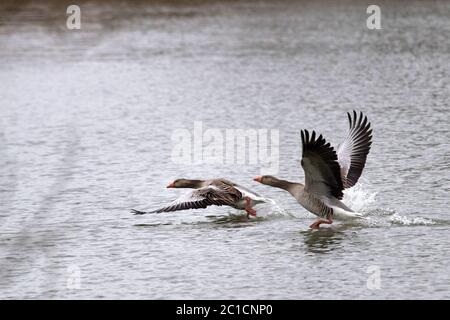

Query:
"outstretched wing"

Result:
[[337, 111, 372, 189], [301, 130, 344, 200], [132, 184, 242, 214]]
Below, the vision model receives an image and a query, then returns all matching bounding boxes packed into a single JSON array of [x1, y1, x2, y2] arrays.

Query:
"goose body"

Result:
[[132, 178, 272, 217], [254, 111, 372, 229], [233, 184, 274, 208]]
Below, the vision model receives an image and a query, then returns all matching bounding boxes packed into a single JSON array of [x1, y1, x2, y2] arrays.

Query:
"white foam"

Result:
[[342, 182, 377, 213], [220, 183, 439, 227], [389, 213, 436, 226], [254, 202, 294, 218], [339, 184, 437, 227]]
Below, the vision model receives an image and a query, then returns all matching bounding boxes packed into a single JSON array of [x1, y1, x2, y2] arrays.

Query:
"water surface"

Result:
[[0, 0, 449, 299]]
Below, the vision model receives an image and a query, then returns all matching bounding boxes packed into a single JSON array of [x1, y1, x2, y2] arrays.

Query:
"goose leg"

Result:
[[245, 197, 257, 218], [309, 218, 333, 229]]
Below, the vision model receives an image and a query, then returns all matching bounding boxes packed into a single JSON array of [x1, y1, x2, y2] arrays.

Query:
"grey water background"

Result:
[[0, 0, 449, 299]]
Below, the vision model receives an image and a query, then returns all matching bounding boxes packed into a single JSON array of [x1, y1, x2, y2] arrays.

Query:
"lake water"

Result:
[[0, 0, 449, 299]]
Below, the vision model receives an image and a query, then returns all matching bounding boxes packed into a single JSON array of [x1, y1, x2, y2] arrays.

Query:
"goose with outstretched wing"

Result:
[[254, 111, 372, 229], [132, 178, 273, 218]]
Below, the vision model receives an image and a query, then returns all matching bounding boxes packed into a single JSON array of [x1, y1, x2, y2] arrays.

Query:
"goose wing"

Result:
[[337, 111, 372, 188], [300, 129, 344, 200], [132, 183, 242, 214]]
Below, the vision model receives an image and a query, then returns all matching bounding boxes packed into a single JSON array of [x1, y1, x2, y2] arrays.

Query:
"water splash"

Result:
[[132, 183, 441, 227], [342, 183, 377, 212], [388, 213, 436, 226], [254, 201, 293, 219], [320, 183, 439, 227]]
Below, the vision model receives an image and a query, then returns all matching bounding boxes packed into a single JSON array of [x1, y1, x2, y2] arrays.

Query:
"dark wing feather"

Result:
[[132, 183, 242, 214], [337, 111, 372, 188], [301, 129, 344, 199]]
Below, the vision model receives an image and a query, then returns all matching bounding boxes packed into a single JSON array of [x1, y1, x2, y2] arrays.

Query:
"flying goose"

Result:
[[132, 178, 273, 217], [254, 111, 372, 229]]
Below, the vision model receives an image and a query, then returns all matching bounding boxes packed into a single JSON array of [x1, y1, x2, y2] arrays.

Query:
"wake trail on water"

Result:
[[260, 183, 441, 227], [131, 184, 444, 227], [344, 184, 438, 227]]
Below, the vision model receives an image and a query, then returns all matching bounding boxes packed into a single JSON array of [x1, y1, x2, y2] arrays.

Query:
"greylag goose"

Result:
[[132, 178, 273, 217], [254, 111, 372, 229]]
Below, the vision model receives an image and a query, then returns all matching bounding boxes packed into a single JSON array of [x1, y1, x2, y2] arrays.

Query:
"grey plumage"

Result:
[[301, 129, 344, 199], [255, 111, 372, 223], [337, 111, 372, 188], [132, 178, 269, 215]]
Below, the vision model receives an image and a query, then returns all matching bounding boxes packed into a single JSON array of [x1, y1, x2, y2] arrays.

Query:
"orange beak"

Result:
[[253, 176, 262, 183], [166, 182, 175, 188]]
